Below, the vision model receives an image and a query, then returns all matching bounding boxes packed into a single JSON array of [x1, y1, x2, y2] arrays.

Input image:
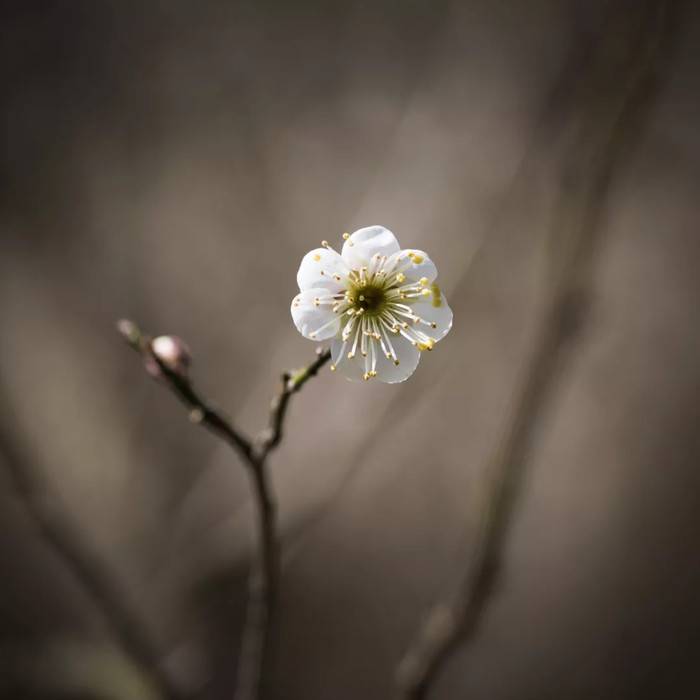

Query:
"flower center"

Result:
[[350, 283, 386, 316]]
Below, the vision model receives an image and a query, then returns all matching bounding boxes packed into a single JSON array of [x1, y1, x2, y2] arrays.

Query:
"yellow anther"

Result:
[[421, 288, 432, 297], [313, 253, 321, 261], [342, 232, 350, 240], [393, 359, 400, 366], [321, 240, 330, 248], [419, 277, 430, 286], [330, 364, 337, 371], [408, 252, 424, 264], [396, 272, 406, 283]]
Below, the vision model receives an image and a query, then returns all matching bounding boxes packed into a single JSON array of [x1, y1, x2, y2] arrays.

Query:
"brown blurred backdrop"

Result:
[[1, 1, 699, 699]]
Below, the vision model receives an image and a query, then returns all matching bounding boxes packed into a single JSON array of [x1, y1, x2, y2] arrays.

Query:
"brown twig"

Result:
[[396, 2, 677, 698], [255, 347, 332, 462], [0, 383, 187, 700], [117, 320, 330, 700]]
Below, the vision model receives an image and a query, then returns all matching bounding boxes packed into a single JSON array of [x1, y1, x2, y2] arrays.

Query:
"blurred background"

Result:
[[1, 0, 699, 698]]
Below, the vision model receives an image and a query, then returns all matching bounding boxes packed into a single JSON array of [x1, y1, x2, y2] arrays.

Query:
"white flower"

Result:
[[291, 225, 453, 383]]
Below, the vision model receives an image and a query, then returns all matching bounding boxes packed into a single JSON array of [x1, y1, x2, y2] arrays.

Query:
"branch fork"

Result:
[[117, 319, 330, 700]]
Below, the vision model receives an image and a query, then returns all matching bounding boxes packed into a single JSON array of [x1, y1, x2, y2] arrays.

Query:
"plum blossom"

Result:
[[291, 226, 452, 383]]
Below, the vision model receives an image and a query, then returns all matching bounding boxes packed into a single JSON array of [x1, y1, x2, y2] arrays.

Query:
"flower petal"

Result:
[[297, 247, 348, 292], [330, 337, 364, 382], [291, 288, 342, 340], [342, 225, 400, 269], [409, 287, 453, 340], [330, 331, 420, 383], [389, 248, 438, 283], [373, 333, 421, 383]]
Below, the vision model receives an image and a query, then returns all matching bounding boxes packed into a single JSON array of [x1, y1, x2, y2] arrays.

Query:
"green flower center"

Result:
[[349, 283, 386, 316]]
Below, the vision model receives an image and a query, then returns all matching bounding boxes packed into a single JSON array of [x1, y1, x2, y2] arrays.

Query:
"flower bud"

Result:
[[116, 318, 141, 346], [150, 335, 191, 377]]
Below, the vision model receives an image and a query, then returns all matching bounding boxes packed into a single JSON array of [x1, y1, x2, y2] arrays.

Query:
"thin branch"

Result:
[[117, 320, 330, 700], [254, 347, 332, 462], [119, 322, 254, 464], [396, 2, 676, 698], [0, 384, 186, 700]]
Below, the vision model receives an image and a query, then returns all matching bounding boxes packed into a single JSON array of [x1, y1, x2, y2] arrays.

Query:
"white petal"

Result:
[[297, 248, 348, 292], [342, 225, 400, 270], [330, 337, 364, 382], [291, 288, 341, 340], [373, 333, 421, 383], [409, 288, 453, 340], [330, 331, 420, 383], [389, 248, 438, 283]]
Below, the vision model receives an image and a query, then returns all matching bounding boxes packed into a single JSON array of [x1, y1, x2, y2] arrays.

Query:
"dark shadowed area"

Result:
[[1, 1, 699, 699]]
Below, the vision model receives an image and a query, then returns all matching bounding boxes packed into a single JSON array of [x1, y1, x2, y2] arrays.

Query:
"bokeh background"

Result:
[[1, 1, 699, 699]]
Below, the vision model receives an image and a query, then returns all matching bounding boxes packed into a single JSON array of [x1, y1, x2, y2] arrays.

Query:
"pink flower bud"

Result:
[[150, 335, 191, 376]]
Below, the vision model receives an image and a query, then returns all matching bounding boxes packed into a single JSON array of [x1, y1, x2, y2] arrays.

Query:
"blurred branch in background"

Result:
[[0, 378, 186, 700], [117, 320, 330, 700], [396, 1, 680, 698]]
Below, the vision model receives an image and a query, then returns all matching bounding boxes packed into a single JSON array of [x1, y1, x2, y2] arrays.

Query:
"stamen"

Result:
[[332, 339, 348, 369], [342, 314, 358, 341], [348, 321, 361, 359], [379, 311, 401, 334], [308, 316, 340, 339], [398, 327, 418, 346], [378, 319, 400, 365], [370, 255, 387, 284], [314, 292, 347, 307], [395, 321, 435, 349], [389, 307, 436, 328], [374, 318, 390, 359], [360, 316, 368, 357]]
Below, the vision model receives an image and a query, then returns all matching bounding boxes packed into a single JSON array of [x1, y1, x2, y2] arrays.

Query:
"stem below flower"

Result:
[[118, 320, 330, 700]]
